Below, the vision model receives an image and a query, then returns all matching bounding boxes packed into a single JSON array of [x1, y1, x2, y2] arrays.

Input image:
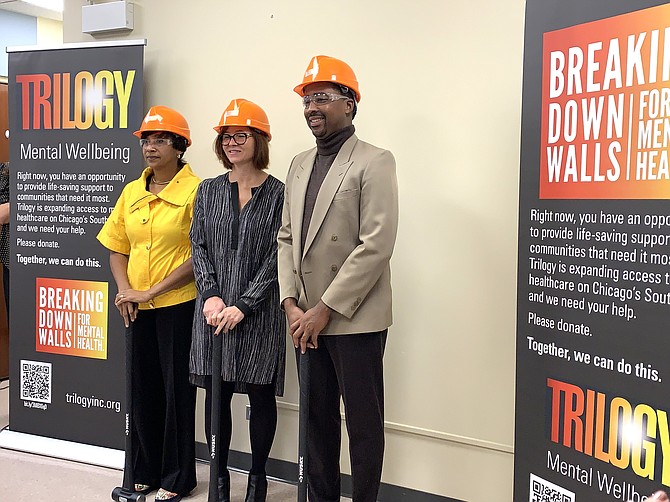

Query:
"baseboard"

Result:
[[196, 441, 463, 501]]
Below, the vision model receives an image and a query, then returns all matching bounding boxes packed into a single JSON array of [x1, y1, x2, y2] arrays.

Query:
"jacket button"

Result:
[[331, 235, 338, 241], [293, 269, 297, 274], [331, 265, 337, 272], [146, 244, 151, 250]]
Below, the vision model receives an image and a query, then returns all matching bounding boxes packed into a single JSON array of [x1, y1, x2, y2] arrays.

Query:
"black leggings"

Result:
[[204, 379, 277, 476]]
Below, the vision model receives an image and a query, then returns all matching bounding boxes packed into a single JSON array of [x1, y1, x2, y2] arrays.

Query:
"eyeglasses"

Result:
[[222, 133, 253, 146], [302, 92, 350, 108], [140, 137, 173, 148]]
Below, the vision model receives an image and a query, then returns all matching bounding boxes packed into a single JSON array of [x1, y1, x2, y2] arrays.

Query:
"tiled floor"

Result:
[[0, 379, 332, 501]]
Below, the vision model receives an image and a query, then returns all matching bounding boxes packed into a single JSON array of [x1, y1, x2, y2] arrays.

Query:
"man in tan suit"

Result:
[[277, 55, 398, 502]]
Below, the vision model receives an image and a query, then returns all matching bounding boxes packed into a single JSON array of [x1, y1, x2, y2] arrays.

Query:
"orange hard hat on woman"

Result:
[[214, 99, 271, 140], [133, 105, 192, 146], [293, 55, 361, 102]]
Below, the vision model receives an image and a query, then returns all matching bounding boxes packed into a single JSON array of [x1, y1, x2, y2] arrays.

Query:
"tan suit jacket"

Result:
[[277, 134, 398, 335]]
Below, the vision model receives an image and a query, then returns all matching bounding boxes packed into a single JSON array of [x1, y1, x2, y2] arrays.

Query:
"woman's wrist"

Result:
[[144, 287, 156, 303]]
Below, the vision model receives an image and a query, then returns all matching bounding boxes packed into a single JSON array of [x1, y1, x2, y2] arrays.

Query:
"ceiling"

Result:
[[0, 0, 63, 21]]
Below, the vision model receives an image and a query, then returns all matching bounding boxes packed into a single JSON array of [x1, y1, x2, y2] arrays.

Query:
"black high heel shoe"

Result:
[[217, 470, 231, 502], [244, 473, 268, 502]]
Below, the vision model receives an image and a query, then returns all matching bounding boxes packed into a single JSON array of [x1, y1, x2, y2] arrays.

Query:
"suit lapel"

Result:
[[292, 148, 316, 263], [303, 135, 358, 257]]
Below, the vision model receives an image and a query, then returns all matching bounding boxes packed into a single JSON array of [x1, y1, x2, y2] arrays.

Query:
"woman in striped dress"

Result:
[[189, 99, 284, 502]]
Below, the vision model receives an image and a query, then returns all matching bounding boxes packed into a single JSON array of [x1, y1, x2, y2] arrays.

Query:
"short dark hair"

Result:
[[213, 128, 270, 171], [338, 84, 357, 119], [141, 131, 189, 167]]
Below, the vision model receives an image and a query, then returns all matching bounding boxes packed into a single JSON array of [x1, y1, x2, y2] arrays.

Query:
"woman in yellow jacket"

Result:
[[98, 106, 200, 502]]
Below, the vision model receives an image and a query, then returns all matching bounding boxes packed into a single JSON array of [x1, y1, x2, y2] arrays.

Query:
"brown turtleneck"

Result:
[[300, 125, 355, 252]]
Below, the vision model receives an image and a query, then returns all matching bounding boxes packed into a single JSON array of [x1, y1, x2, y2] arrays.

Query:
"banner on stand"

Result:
[[6, 41, 143, 450], [516, 1, 670, 501]]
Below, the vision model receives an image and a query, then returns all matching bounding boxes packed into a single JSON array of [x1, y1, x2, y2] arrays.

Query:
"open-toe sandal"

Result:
[[155, 488, 182, 501]]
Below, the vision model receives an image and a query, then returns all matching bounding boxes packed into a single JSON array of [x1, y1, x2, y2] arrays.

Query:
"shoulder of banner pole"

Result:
[[299, 350, 310, 377], [211, 324, 223, 350], [125, 324, 134, 347]]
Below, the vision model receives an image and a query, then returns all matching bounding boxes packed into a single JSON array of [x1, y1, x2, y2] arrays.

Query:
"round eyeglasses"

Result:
[[222, 133, 253, 146]]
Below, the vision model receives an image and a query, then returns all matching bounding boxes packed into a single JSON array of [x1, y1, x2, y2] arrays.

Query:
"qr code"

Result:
[[530, 473, 575, 502], [20, 360, 52, 403]]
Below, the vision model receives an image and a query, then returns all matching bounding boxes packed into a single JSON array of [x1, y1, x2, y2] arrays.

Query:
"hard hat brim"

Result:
[[293, 82, 360, 102]]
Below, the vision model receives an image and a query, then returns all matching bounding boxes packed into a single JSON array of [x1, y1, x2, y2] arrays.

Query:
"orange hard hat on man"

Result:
[[214, 99, 272, 140], [133, 105, 192, 146], [294, 55, 361, 102]]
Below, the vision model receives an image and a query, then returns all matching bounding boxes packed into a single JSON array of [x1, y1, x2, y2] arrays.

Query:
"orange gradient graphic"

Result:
[[35, 278, 108, 359], [15, 70, 135, 130], [540, 4, 670, 199], [547, 378, 670, 486]]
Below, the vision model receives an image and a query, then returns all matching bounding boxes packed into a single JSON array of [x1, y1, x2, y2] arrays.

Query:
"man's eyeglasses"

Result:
[[140, 137, 173, 148], [222, 132, 253, 146], [302, 92, 350, 108]]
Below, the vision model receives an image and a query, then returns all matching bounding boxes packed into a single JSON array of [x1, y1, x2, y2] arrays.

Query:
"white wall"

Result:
[[36, 17, 63, 46], [63, 1, 525, 500]]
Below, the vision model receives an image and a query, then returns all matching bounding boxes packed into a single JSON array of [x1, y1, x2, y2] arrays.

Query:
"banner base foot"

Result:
[[0, 428, 123, 469]]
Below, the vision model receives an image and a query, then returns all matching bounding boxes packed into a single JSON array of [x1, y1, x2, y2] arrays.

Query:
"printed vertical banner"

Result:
[[35, 278, 107, 359], [4, 42, 143, 450], [517, 1, 670, 501], [540, 2, 670, 199]]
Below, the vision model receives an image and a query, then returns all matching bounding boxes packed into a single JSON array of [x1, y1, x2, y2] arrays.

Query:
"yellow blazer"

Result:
[[277, 134, 398, 335], [97, 165, 200, 309]]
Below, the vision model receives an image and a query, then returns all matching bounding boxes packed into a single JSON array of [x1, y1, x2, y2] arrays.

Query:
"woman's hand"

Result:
[[114, 289, 150, 328], [214, 306, 245, 334], [115, 289, 152, 306], [203, 296, 226, 326], [115, 298, 138, 328], [630, 492, 670, 502]]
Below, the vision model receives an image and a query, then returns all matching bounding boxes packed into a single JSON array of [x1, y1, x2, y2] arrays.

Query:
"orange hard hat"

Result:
[[134, 105, 192, 146], [214, 99, 271, 140], [294, 55, 360, 102]]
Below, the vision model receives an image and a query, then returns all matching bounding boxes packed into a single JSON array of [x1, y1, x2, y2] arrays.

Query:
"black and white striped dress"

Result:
[[189, 172, 285, 396]]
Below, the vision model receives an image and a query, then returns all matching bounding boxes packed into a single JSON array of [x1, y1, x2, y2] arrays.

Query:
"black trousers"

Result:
[[301, 330, 387, 502], [131, 300, 197, 495]]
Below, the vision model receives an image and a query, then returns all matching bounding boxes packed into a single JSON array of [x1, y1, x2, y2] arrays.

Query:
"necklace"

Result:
[[150, 176, 171, 186]]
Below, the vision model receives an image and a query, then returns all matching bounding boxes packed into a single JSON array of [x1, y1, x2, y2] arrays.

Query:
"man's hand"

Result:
[[290, 300, 331, 354], [203, 296, 226, 326]]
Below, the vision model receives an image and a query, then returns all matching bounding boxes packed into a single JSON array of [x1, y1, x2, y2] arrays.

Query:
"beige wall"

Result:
[[63, 1, 525, 500], [36, 17, 63, 45]]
